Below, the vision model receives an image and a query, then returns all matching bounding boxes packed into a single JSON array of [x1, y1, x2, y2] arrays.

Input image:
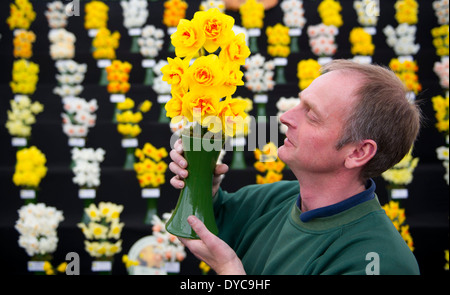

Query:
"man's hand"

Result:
[[179, 216, 246, 275], [169, 138, 228, 196]]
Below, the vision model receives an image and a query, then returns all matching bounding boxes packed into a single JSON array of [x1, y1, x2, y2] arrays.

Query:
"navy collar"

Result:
[[296, 179, 376, 222]]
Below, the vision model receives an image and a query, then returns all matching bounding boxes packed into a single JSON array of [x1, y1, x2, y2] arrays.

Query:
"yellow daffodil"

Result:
[[163, 0, 188, 27], [84, 1, 109, 30], [13, 146, 47, 188], [161, 57, 190, 92], [389, 58, 422, 94], [318, 0, 343, 28], [349, 27, 375, 56], [239, 0, 265, 29], [134, 143, 168, 188], [106, 60, 132, 94], [382, 201, 414, 252], [297, 59, 321, 90], [431, 94, 449, 134], [266, 24, 291, 57], [7, 0, 36, 30], [394, 0, 418, 25], [193, 8, 235, 53], [92, 28, 120, 60], [171, 18, 206, 58], [382, 148, 419, 186]]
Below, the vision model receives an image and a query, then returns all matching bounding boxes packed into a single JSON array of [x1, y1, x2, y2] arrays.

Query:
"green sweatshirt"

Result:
[[213, 180, 420, 275]]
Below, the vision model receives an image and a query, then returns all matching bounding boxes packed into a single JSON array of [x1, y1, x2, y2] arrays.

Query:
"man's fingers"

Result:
[[170, 175, 185, 189], [169, 161, 188, 178], [187, 215, 213, 243], [169, 149, 187, 169], [214, 163, 229, 176]]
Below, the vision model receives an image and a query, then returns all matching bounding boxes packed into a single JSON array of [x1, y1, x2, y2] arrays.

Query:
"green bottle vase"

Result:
[[144, 198, 158, 225], [143, 68, 154, 86], [165, 134, 222, 239], [130, 35, 140, 53], [124, 147, 136, 170], [276, 65, 287, 85], [230, 139, 246, 170], [99, 68, 108, 86], [158, 103, 170, 123]]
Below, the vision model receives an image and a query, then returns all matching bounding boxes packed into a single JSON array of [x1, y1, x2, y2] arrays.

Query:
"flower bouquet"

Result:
[[151, 213, 187, 274], [163, 0, 188, 52], [54, 59, 87, 98], [48, 28, 75, 60], [394, 0, 418, 25], [13, 29, 35, 59], [139, 25, 165, 85], [307, 23, 338, 65], [431, 25, 449, 57], [116, 98, 152, 170], [318, 0, 343, 28], [106, 60, 132, 122], [134, 143, 168, 224], [382, 201, 414, 252], [78, 202, 124, 274], [276, 96, 299, 134], [92, 28, 121, 85], [297, 58, 321, 90], [353, 0, 379, 28], [121, 0, 149, 53], [280, 0, 306, 53], [62, 97, 98, 147], [161, 8, 251, 238], [266, 23, 290, 84], [383, 24, 420, 57], [239, 0, 265, 53], [6, 0, 36, 31], [84, 1, 109, 34], [153, 60, 173, 122], [254, 142, 285, 184], [72, 147, 105, 222], [13, 146, 47, 204], [244, 53, 275, 122], [349, 27, 375, 64], [229, 97, 253, 170], [45, 1, 69, 29], [381, 148, 419, 204], [432, 94, 449, 185], [200, 0, 225, 12], [433, 0, 449, 25], [10, 59, 39, 96], [15, 203, 64, 274], [6, 95, 43, 148], [389, 58, 422, 101]]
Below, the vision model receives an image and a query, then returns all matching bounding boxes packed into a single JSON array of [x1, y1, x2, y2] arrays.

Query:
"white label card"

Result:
[[28, 261, 45, 272], [20, 189, 36, 199], [110, 94, 126, 103], [92, 261, 112, 272], [391, 188, 408, 199], [122, 138, 138, 148], [79, 189, 96, 199], [254, 94, 268, 103], [142, 188, 160, 198]]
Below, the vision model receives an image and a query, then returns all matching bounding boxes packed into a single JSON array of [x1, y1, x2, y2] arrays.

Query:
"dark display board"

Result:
[[0, 0, 448, 275]]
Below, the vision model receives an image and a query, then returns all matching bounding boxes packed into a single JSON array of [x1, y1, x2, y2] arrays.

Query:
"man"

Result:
[[169, 59, 421, 275]]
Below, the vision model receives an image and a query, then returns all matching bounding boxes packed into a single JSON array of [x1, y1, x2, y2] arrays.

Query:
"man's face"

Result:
[[278, 70, 361, 176]]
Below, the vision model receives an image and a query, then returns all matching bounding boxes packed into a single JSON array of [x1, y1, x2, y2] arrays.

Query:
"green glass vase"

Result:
[[276, 65, 287, 85], [143, 67, 154, 86], [166, 133, 222, 239]]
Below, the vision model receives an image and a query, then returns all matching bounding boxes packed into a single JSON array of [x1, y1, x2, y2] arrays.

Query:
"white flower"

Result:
[[71, 147, 105, 188], [383, 24, 420, 55], [45, 1, 68, 29], [121, 0, 149, 29], [139, 25, 165, 58], [15, 203, 64, 257], [281, 0, 306, 29]]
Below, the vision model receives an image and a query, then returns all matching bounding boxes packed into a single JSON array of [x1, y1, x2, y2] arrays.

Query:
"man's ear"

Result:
[[344, 139, 377, 169]]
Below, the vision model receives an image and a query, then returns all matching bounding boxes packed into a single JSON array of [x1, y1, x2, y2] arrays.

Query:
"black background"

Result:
[[0, 0, 448, 276]]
